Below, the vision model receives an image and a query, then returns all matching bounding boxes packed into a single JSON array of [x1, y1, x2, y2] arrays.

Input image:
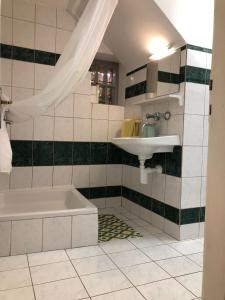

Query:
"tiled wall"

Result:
[[0, 0, 124, 209], [122, 45, 211, 240]]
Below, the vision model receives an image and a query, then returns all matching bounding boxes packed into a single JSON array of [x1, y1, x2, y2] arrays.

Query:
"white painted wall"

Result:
[[154, 0, 214, 48]]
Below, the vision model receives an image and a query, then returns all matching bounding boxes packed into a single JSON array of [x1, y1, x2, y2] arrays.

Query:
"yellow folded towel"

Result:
[[121, 119, 141, 137]]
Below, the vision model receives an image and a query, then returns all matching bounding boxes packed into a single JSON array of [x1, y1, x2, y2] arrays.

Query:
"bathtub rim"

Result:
[[0, 185, 98, 221]]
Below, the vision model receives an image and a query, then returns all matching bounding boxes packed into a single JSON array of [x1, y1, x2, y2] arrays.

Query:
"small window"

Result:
[[90, 59, 119, 105]]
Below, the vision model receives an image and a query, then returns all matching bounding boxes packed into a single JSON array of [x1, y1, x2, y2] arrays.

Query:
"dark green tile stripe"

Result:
[[181, 44, 212, 54], [125, 81, 147, 99], [180, 65, 211, 85], [78, 186, 122, 199], [158, 71, 180, 84], [11, 141, 181, 177], [122, 186, 205, 225]]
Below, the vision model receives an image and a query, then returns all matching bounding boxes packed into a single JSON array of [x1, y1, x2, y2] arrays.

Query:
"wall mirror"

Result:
[[146, 49, 181, 98]]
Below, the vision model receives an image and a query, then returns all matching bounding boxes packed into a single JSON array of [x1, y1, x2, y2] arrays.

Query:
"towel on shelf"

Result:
[[121, 119, 141, 137]]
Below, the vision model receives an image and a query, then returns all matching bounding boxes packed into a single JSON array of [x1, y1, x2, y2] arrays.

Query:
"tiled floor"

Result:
[[0, 207, 203, 300]]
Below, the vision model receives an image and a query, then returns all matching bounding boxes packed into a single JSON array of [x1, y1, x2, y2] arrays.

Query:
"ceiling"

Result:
[[27, 0, 185, 69], [103, 0, 185, 70]]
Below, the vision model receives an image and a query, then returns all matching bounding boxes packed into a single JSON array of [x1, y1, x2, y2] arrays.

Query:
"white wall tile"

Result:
[[54, 117, 73, 141], [56, 29, 71, 53], [74, 94, 92, 119], [200, 177, 207, 207], [34, 64, 54, 90], [164, 220, 180, 240], [167, 114, 183, 143], [74, 118, 91, 141], [13, 0, 35, 21], [165, 176, 181, 208], [12, 87, 33, 102], [180, 224, 199, 240], [56, 8, 75, 31], [0, 222, 11, 256], [106, 197, 122, 208], [151, 212, 164, 230], [36, 4, 56, 27], [35, 24, 56, 52], [92, 104, 109, 120], [53, 166, 72, 186], [0, 58, 12, 86], [12, 60, 34, 88], [206, 53, 212, 69], [91, 198, 106, 209], [43, 217, 72, 251], [34, 116, 54, 140], [10, 167, 32, 189], [55, 94, 73, 118], [13, 19, 34, 48], [182, 146, 203, 177], [90, 165, 107, 187], [32, 167, 53, 188], [72, 214, 98, 247], [11, 119, 33, 140], [11, 219, 42, 255], [1, 0, 13, 17], [181, 177, 201, 209], [202, 147, 208, 176], [109, 105, 124, 120], [92, 119, 108, 142], [203, 116, 209, 146], [106, 165, 122, 186], [183, 115, 204, 146], [0, 173, 10, 190], [199, 222, 205, 238], [108, 121, 122, 141], [204, 86, 210, 115], [187, 49, 207, 68], [151, 173, 166, 201], [185, 82, 206, 115], [72, 165, 90, 188], [0, 16, 13, 44]]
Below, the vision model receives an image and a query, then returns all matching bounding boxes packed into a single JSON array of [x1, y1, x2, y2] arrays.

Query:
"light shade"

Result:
[[149, 47, 176, 61]]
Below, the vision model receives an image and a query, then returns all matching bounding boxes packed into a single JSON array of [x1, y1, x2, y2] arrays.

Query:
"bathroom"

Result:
[[0, 0, 224, 299]]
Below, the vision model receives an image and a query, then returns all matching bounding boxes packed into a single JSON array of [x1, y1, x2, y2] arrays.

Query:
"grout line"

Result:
[[26, 253, 37, 300]]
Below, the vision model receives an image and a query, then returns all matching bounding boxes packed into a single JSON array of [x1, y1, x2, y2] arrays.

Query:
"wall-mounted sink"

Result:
[[112, 135, 180, 184], [112, 135, 180, 160]]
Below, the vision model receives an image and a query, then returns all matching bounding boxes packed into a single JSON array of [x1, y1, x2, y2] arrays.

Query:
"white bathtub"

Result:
[[0, 186, 98, 256]]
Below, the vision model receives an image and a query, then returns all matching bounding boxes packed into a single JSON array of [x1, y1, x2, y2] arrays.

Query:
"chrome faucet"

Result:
[[146, 111, 171, 121], [0, 88, 13, 128]]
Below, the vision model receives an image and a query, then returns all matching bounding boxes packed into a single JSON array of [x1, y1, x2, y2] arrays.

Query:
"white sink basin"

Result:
[[112, 135, 180, 160]]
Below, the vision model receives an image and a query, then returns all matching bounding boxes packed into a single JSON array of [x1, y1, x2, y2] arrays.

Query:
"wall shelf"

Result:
[[126, 92, 184, 107]]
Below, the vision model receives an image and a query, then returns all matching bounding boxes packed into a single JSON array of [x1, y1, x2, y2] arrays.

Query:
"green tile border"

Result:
[[181, 44, 212, 54], [122, 186, 205, 225]]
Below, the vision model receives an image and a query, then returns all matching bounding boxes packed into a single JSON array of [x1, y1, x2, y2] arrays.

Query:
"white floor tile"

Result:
[[176, 272, 203, 298], [128, 235, 163, 249], [72, 255, 116, 276], [0, 255, 28, 272], [157, 256, 201, 277], [141, 244, 182, 261], [138, 278, 195, 300], [109, 249, 150, 268], [81, 269, 132, 297], [170, 240, 203, 255], [121, 262, 170, 286], [34, 277, 88, 300], [66, 245, 104, 260], [92, 287, 145, 300], [133, 219, 151, 227], [186, 253, 203, 267], [0, 268, 31, 291], [0, 286, 35, 300], [31, 261, 77, 285], [100, 239, 136, 254], [28, 250, 68, 267]]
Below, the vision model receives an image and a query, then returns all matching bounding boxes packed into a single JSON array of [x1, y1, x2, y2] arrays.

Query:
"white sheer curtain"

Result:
[[0, 0, 118, 173]]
